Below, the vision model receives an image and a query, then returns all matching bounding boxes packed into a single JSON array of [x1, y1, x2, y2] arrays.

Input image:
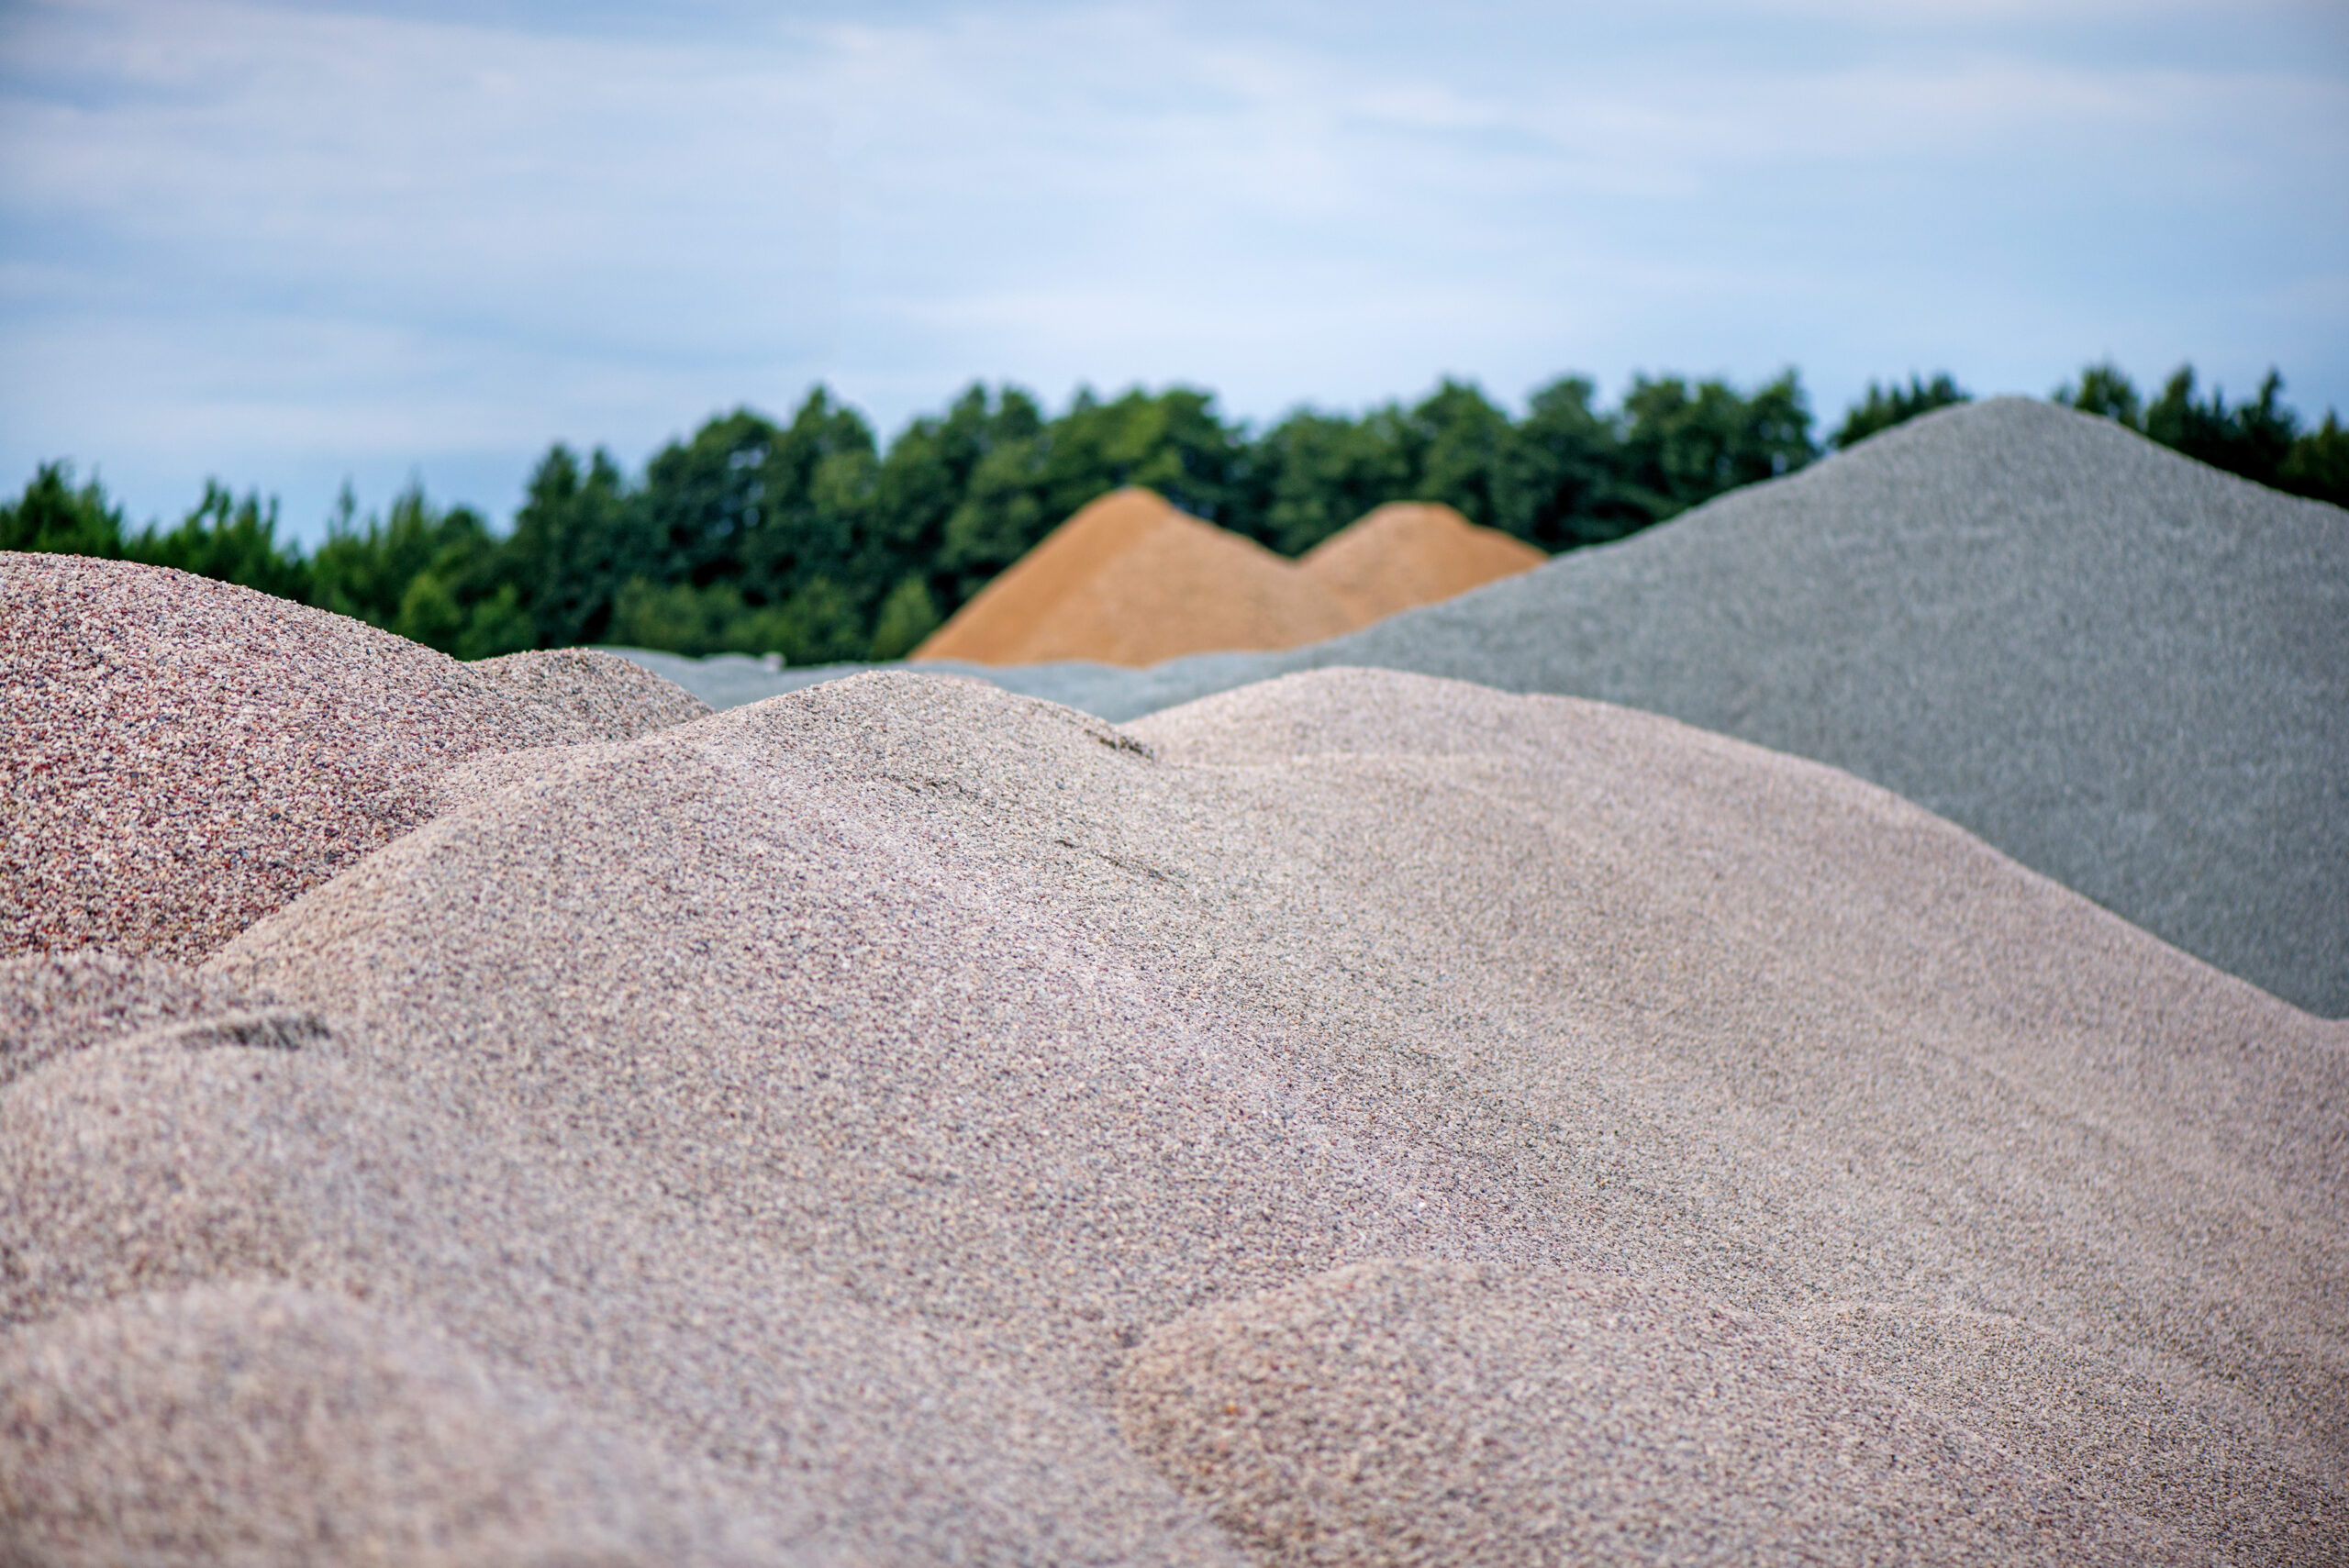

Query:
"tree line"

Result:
[[8, 361, 2343, 665]]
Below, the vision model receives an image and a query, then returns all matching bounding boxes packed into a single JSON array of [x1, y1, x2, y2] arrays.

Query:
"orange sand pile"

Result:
[[913, 489, 1540, 667], [1296, 501, 1545, 624]]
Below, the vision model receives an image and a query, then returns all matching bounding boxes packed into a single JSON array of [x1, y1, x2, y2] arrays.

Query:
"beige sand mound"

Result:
[[0, 553, 711, 962], [912, 490, 1542, 667], [0, 1282, 780, 1568], [1118, 1259, 2157, 1566], [468, 646, 716, 740], [4, 656, 2342, 1562], [916, 487, 1358, 665], [1296, 501, 1545, 624], [0, 950, 279, 1090]]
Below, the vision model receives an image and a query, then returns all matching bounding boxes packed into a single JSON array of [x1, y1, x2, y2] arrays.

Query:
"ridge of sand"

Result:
[[911, 489, 1542, 667], [6, 649, 2341, 1563], [0, 554, 714, 963], [1296, 501, 1546, 624]]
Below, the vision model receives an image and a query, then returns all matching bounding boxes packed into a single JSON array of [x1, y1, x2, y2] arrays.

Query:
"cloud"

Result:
[[2, 0, 2343, 538]]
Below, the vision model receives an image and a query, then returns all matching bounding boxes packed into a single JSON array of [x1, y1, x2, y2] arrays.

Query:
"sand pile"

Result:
[[0, 554, 710, 963], [645, 399, 2347, 1016], [914, 487, 1358, 665], [1295, 501, 1545, 624], [6, 620, 2342, 1561], [911, 489, 1540, 667]]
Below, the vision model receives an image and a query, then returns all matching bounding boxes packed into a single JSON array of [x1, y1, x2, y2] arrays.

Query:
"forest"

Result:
[[7, 361, 2344, 664]]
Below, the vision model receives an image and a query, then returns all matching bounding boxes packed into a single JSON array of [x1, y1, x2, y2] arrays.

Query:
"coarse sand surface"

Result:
[[4, 637, 2342, 1562], [626, 399, 2349, 1017], [0, 554, 711, 964]]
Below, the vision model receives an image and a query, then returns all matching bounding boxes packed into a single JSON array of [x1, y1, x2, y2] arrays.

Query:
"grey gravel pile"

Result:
[[626, 400, 2346, 1014], [5, 657, 2340, 1564], [0, 555, 712, 962]]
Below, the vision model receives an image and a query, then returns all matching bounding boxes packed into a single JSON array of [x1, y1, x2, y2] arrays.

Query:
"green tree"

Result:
[[868, 575, 942, 659], [1497, 375, 1636, 550], [2143, 366, 2297, 488], [1615, 371, 1815, 523], [938, 384, 1246, 603], [1405, 379, 1516, 532], [307, 480, 530, 659], [2054, 361, 2143, 428], [2054, 360, 2344, 506], [1831, 373, 1970, 450], [129, 481, 312, 602], [1241, 405, 1415, 556], [2277, 411, 2349, 507], [870, 384, 1045, 617], [504, 444, 651, 649], [737, 391, 884, 617], [2, 462, 128, 556]]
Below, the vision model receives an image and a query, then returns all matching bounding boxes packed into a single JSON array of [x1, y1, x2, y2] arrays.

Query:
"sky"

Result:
[[3, 0, 2344, 543]]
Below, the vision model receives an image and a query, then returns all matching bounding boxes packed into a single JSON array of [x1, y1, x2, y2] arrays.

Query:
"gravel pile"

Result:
[[5, 649, 2339, 1563], [622, 400, 2348, 1015], [0, 554, 711, 963]]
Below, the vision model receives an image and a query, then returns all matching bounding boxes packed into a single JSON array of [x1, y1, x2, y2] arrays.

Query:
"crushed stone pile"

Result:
[[0, 554, 711, 964], [632, 399, 2348, 1016], [911, 488, 1541, 667], [4, 620, 2341, 1562]]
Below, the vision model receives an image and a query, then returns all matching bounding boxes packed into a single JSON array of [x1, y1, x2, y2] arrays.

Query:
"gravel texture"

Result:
[[1, 555, 711, 963], [0, 949, 280, 1090], [467, 646, 717, 740], [1117, 1259, 2163, 1566], [618, 399, 2349, 1015], [0, 1282, 790, 1568], [4, 643, 2341, 1562]]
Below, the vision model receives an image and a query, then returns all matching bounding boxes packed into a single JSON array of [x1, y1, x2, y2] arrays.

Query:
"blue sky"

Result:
[[4, 0, 2344, 543]]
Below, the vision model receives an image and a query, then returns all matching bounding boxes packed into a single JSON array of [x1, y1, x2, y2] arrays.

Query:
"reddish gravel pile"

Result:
[[0, 553, 709, 963]]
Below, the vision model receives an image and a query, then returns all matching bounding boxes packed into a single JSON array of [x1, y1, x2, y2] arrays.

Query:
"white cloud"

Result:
[[2, 0, 2343, 537]]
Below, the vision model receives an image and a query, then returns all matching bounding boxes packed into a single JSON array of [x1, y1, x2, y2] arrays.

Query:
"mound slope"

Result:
[[0, 554, 711, 963], [6, 652, 2340, 1562]]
